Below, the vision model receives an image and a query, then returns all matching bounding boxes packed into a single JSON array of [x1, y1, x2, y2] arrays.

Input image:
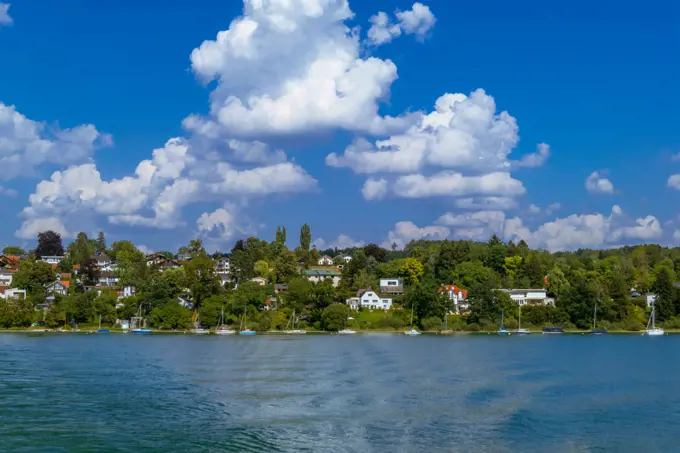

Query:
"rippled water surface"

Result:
[[1, 334, 679, 452]]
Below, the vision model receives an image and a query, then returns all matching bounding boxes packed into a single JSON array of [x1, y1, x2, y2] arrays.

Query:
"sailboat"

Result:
[[513, 305, 531, 335], [404, 304, 421, 336], [284, 309, 306, 334], [338, 315, 357, 334], [97, 314, 109, 333], [497, 309, 510, 335], [590, 302, 607, 335], [131, 304, 152, 334], [191, 312, 209, 335], [643, 301, 665, 336], [239, 306, 256, 335], [215, 307, 236, 335]]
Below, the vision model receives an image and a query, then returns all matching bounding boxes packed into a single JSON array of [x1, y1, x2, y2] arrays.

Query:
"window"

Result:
[[387, 281, 397, 286]]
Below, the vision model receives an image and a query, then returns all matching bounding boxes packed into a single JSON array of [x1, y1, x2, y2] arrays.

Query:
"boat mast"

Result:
[[593, 301, 597, 330], [409, 304, 414, 329], [518, 305, 522, 330]]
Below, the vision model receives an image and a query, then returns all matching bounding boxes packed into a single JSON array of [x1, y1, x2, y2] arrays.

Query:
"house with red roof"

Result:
[[439, 284, 469, 313]]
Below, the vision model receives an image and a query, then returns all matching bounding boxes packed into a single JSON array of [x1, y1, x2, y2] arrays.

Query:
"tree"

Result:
[[273, 251, 298, 283], [254, 260, 270, 279], [321, 303, 348, 331], [398, 257, 425, 286], [651, 264, 676, 323], [184, 254, 219, 309], [36, 230, 64, 257], [96, 232, 107, 254], [275, 226, 287, 245], [68, 232, 94, 265], [12, 259, 56, 296], [299, 223, 311, 251], [109, 240, 140, 261], [434, 241, 460, 282], [2, 246, 25, 256], [363, 244, 388, 263], [80, 257, 101, 286]]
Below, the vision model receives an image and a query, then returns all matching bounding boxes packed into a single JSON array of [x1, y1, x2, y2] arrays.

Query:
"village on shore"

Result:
[[0, 224, 674, 334]]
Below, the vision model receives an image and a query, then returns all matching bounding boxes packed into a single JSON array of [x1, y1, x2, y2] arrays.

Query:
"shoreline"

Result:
[[1, 328, 676, 335]]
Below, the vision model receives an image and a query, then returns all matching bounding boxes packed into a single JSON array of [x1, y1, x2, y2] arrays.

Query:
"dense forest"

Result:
[[1, 224, 679, 332]]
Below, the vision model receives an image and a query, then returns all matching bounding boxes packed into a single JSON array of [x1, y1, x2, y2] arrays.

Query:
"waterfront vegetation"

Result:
[[3, 225, 680, 333]]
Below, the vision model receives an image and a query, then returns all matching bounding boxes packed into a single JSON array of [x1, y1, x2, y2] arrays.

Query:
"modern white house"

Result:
[[498, 289, 555, 306], [215, 258, 230, 276], [317, 255, 334, 266], [1, 288, 26, 300], [93, 254, 115, 271], [379, 278, 404, 295], [346, 289, 393, 310], [40, 256, 64, 265], [342, 256, 352, 263], [439, 284, 469, 312]]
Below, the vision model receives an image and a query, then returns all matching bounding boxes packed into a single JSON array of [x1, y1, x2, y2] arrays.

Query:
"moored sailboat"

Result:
[[97, 314, 109, 333], [497, 309, 510, 335], [590, 301, 607, 335], [643, 300, 665, 336], [513, 304, 531, 335], [131, 304, 152, 334], [404, 304, 421, 336], [215, 307, 236, 335], [239, 307, 256, 335], [284, 309, 306, 334]]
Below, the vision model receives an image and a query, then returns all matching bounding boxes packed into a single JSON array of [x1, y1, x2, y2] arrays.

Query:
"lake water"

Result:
[[0, 333, 678, 452]]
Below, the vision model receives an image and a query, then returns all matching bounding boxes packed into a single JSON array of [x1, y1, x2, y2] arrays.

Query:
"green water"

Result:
[[1, 333, 679, 452]]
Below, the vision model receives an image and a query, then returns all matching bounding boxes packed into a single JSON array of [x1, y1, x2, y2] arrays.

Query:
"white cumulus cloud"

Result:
[[313, 234, 365, 250], [361, 177, 388, 200], [366, 2, 435, 46], [453, 196, 517, 211], [392, 171, 525, 198], [383, 221, 450, 249], [184, 0, 418, 140], [586, 171, 615, 194]]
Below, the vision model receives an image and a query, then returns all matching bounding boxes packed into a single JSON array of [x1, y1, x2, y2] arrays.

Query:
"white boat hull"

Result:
[[284, 330, 307, 334], [404, 329, 421, 336], [337, 329, 357, 335], [191, 329, 210, 335], [215, 330, 236, 335], [644, 328, 665, 336]]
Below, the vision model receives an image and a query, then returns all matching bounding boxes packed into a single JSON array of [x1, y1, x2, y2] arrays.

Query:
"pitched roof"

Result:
[[440, 284, 468, 299], [60, 280, 70, 288], [93, 254, 111, 263], [303, 269, 342, 277]]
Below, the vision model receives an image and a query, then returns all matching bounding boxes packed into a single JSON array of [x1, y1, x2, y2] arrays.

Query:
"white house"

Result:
[[93, 254, 116, 271], [0, 269, 13, 287], [98, 271, 120, 287], [317, 255, 334, 266], [303, 269, 342, 287], [342, 256, 352, 263], [644, 293, 658, 307], [439, 284, 469, 312], [215, 258, 230, 276], [1, 288, 26, 300], [379, 278, 404, 295], [346, 289, 392, 310], [40, 256, 64, 265], [499, 289, 555, 306], [45, 281, 69, 302]]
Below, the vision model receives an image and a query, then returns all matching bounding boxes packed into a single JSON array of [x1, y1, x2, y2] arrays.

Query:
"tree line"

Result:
[[1, 226, 679, 331]]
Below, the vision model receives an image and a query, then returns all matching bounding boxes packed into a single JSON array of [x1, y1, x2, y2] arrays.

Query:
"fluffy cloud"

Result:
[[18, 138, 317, 237], [196, 204, 251, 250], [528, 204, 541, 213], [313, 234, 364, 250], [667, 174, 680, 190], [383, 221, 449, 249], [436, 210, 506, 241], [512, 143, 550, 168], [586, 171, 614, 194], [185, 0, 418, 140], [0, 185, 17, 196], [327, 90, 522, 174], [0, 3, 11, 26], [367, 2, 435, 46], [361, 177, 388, 200], [0, 103, 111, 179], [392, 171, 525, 198], [453, 196, 517, 211]]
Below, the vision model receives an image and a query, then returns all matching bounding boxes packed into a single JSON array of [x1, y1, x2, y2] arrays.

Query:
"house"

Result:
[[178, 252, 193, 261], [1, 287, 26, 300], [644, 293, 658, 307], [380, 278, 404, 295], [215, 258, 230, 276], [45, 280, 70, 302], [146, 253, 180, 271], [303, 269, 342, 287], [274, 284, 289, 294], [92, 254, 115, 271], [346, 289, 393, 310], [317, 255, 334, 266], [40, 256, 64, 265], [0, 255, 20, 268], [498, 289, 555, 306], [439, 284, 469, 312], [0, 269, 13, 287], [249, 277, 267, 286], [98, 271, 120, 287], [342, 256, 352, 263], [118, 285, 136, 299]]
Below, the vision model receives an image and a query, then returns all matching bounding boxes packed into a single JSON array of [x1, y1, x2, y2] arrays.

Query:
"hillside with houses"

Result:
[[0, 225, 676, 332]]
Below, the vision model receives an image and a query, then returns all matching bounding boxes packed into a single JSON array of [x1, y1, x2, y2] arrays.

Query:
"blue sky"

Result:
[[1, 0, 679, 253]]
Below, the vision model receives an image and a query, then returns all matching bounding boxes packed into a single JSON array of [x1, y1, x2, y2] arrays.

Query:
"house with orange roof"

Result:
[[439, 284, 469, 313], [45, 280, 70, 302]]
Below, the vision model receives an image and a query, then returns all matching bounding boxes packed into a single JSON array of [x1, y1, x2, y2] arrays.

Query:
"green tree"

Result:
[[398, 257, 425, 286], [299, 223, 311, 252], [2, 246, 25, 256], [109, 240, 140, 261], [13, 259, 56, 296], [95, 232, 107, 254], [321, 303, 348, 331], [651, 264, 676, 322], [68, 232, 95, 265], [184, 254, 219, 309], [254, 260, 270, 279], [273, 251, 298, 283]]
